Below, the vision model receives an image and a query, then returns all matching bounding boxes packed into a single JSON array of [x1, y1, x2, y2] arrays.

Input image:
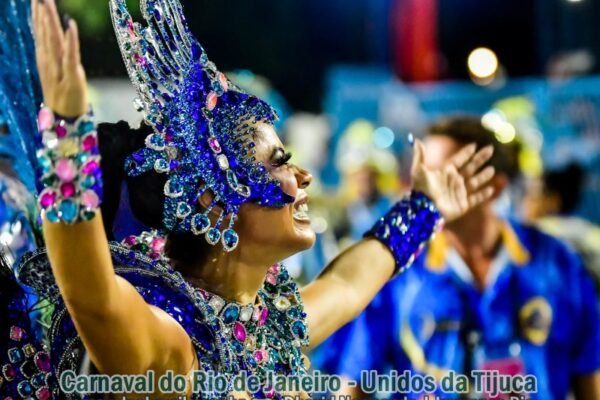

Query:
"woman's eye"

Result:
[[273, 152, 292, 167]]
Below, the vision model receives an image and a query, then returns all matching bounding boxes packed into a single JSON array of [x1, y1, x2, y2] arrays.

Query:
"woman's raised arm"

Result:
[[302, 140, 495, 348], [32, 0, 194, 377]]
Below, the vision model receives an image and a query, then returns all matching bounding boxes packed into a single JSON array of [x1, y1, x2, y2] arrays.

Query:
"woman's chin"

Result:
[[292, 219, 317, 249]]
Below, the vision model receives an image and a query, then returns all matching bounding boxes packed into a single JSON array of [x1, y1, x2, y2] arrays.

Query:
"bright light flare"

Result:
[[468, 48, 499, 79]]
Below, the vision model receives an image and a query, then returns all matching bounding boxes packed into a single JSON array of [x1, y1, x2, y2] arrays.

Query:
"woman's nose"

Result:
[[295, 166, 313, 189]]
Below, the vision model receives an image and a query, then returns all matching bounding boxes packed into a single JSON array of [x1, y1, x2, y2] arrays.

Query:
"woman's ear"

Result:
[[196, 188, 224, 218]]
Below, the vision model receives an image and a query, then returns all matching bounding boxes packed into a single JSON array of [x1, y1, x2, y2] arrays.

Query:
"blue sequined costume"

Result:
[[0, 0, 444, 398], [16, 243, 309, 399]]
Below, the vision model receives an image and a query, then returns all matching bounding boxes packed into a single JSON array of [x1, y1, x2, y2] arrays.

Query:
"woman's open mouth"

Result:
[[293, 198, 311, 223]]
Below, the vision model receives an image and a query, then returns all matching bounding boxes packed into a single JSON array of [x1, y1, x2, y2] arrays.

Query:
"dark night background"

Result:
[[77, 0, 600, 112]]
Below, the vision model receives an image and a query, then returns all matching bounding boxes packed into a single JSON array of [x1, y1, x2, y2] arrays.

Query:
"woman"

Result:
[[8, 0, 494, 398]]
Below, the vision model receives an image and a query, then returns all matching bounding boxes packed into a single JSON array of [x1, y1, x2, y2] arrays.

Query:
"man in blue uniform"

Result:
[[313, 116, 600, 399]]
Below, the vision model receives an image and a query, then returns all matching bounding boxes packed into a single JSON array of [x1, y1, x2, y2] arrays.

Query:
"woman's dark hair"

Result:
[[542, 163, 585, 214], [97, 122, 212, 275]]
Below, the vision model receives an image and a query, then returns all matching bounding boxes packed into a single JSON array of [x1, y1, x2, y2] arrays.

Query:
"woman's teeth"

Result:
[[293, 203, 310, 221]]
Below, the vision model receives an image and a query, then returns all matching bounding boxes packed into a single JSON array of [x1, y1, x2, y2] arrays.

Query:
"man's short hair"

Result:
[[426, 115, 521, 180]]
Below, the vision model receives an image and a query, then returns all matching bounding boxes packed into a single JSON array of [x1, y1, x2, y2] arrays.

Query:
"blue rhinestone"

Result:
[[59, 200, 79, 223], [291, 320, 307, 340], [231, 341, 244, 354], [37, 155, 51, 174], [78, 120, 95, 135], [81, 175, 95, 189], [221, 304, 240, 324], [176, 202, 192, 219], [192, 42, 202, 60], [8, 347, 23, 363], [17, 381, 33, 397], [226, 170, 239, 190], [191, 214, 211, 235], [146, 133, 166, 150], [221, 229, 239, 252], [31, 372, 46, 388], [45, 207, 60, 223], [246, 355, 257, 369], [205, 228, 221, 245], [154, 158, 169, 173]]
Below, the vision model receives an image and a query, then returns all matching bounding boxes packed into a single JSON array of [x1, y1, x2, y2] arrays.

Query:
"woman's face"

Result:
[[232, 123, 316, 262]]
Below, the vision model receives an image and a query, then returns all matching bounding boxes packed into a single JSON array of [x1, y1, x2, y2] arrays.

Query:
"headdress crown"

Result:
[[110, 0, 293, 251]]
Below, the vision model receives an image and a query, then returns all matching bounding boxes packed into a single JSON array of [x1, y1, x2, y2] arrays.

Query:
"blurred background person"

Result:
[[522, 163, 600, 293], [313, 116, 600, 400], [335, 164, 393, 243]]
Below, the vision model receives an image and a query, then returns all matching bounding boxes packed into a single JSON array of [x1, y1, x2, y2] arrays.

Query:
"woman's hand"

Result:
[[32, 0, 87, 117], [411, 140, 495, 222]]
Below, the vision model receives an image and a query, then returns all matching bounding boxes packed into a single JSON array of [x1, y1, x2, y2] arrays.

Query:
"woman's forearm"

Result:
[[43, 216, 118, 315], [302, 192, 443, 348]]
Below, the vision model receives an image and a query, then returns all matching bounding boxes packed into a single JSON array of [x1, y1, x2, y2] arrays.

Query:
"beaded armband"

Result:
[[36, 107, 102, 224], [365, 191, 444, 277]]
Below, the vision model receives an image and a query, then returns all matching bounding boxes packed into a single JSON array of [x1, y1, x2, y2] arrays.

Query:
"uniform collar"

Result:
[[425, 220, 530, 272]]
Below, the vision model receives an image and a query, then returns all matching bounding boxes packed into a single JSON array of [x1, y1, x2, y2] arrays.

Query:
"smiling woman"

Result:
[[0, 0, 497, 399]]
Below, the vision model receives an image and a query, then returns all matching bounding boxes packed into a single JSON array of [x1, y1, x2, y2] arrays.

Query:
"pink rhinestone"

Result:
[[151, 237, 166, 252], [134, 53, 147, 66], [254, 349, 269, 363], [127, 19, 136, 38], [208, 137, 222, 154], [82, 159, 99, 175], [150, 252, 161, 260], [38, 108, 54, 131], [218, 72, 229, 92], [55, 123, 67, 138], [233, 322, 247, 342], [34, 352, 51, 372], [60, 182, 76, 198], [3, 364, 16, 380], [269, 264, 280, 275], [9, 326, 23, 342], [36, 387, 51, 400], [124, 235, 137, 246], [206, 92, 218, 111], [82, 135, 97, 152], [265, 274, 277, 286], [39, 190, 57, 209], [252, 307, 261, 321], [81, 190, 100, 209], [264, 386, 275, 398], [55, 159, 77, 182], [259, 308, 269, 327]]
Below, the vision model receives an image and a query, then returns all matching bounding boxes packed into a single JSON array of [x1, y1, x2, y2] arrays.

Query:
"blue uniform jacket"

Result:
[[313, 221, 600, 399]]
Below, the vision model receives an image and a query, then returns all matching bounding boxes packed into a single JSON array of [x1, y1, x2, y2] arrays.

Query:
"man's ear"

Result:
[[490, 174, 510, 201]]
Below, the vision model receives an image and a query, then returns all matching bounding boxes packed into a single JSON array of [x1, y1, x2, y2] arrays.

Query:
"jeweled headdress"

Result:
[[110, 0, 294, 251]]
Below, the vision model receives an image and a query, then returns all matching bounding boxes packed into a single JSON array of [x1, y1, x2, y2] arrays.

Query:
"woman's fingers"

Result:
[[468, 186, 495, 208], [63, 20, 81, 74], [461, 145, 494, 177], [410, 139, 426, 176], [467, 166, 495, 191], [31, 0, 40, 36], [450, 143, 477, 170], [44, 0, 66, 80]]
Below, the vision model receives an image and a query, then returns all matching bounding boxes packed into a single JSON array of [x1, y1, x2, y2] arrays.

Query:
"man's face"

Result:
[[423, 134, 502, 220], [423, 135, 463, 170]]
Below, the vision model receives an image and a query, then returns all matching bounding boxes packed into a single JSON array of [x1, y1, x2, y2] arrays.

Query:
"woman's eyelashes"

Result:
[[271, 148, 293, 168]]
